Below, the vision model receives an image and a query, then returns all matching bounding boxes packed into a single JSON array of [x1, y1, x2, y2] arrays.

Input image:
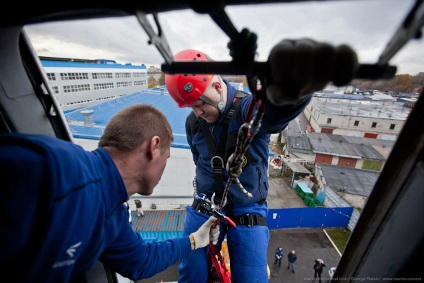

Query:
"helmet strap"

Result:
[[199, 78, 225, 115], [199, 95, 224, 115]]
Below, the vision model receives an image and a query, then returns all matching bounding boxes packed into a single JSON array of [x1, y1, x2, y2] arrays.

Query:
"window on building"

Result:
[[52, 86, 59, 94], [60, 72, 89, 80], [63, 84, 90, 93], [47, 73, 56, 81], [327, 118, 332, 124], [372, 122, 377, 128], [390, 124, 395, 130], [115, 72, 131, 78], [354, 120, 359, 126], [93, 72, 113, 79]]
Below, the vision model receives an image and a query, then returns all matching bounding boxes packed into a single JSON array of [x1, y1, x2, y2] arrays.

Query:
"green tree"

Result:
[[394, 74, 412, 92], [158, 73, 165, 86], [148, 77, 159, 88]]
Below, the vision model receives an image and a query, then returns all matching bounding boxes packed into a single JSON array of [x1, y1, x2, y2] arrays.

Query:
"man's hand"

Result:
[[189, 216, 220, 250], [266, 38, 358, 106]]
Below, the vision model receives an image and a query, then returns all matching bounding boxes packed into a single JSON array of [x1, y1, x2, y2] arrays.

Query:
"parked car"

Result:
[[329, 267, 337, 281]]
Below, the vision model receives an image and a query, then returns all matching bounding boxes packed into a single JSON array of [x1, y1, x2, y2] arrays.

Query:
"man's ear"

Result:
[[212, 79, 221, 93], [147, 136, 161, 159]]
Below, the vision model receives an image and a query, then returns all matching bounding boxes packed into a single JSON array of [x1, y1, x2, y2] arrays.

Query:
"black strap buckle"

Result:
[[235, 213, 267, 227], [242, 213, 254, 227]]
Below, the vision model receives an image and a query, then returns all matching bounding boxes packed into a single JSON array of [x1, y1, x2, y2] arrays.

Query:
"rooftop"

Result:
[[317, 163, 379, 197], [288, 132, 387, 160], [310, 96, 411, 120], [65, 87, 192, 149], [308, 132, 386, 160]]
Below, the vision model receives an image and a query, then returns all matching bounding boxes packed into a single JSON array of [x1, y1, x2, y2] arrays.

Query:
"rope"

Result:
[[218, 78, 267, 208]]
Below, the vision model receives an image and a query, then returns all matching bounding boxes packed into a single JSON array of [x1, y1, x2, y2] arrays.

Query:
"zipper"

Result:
[[257, 167, 265, 200]]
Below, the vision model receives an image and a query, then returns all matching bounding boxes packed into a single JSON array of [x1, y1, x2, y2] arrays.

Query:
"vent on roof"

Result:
[[80, 110, 94, 126]]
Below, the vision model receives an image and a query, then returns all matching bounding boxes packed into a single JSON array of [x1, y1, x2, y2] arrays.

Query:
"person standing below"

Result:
[[314, 258, 326, 283], [165, 39, 358, 282], [274, 246, 284, 266], [287, 250, 297, 273], [0, 104, 220, 282], [134, 199, 144, 217]]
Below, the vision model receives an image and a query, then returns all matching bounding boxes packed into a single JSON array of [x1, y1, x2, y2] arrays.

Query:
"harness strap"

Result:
[[198, 91, 248, 205], [199, 120, 227, 200], [232, 213, 267, 227], [224, 204, 267, 227]]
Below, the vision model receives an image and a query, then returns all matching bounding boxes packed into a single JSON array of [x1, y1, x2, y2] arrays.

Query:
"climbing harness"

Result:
[[191, 11, 268, 282], [214, 79, 267, 209], [195, 80, 267, 283]]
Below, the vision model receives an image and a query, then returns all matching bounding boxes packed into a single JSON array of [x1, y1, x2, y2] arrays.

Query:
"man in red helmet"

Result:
[[165, 40, 358, 283]]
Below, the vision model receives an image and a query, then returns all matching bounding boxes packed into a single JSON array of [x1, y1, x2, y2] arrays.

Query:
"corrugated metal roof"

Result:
[[131, 210, 186, 241], [137, 231, 184, 242], [41, 59, 147, 69]]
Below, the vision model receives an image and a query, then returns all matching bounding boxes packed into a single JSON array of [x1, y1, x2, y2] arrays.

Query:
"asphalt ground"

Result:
[[137, 175, 342, 283]]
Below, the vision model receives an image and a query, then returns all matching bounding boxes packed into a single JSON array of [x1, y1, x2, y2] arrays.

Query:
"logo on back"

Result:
[[52, 241, 82, 269], [66, 241, 82, 258]]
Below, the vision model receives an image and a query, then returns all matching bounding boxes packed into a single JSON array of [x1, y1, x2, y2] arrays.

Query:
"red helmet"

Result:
[[165, 49, 214, 108]]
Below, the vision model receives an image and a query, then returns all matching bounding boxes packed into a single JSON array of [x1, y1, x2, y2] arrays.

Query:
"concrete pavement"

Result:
[[267, 176, 307, 209], [267, 228, 341, 283]]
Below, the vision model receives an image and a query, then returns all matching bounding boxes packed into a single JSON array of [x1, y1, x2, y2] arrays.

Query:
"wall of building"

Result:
[[304, 98, 407, 140], [44, 65, 148, 111]]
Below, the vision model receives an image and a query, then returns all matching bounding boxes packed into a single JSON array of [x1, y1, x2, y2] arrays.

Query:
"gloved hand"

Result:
[[266, 38, 358, 106], [189, 216, 219, 250]]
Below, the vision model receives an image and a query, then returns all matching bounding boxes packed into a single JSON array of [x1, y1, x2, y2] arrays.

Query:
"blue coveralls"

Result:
[[178, 81, 311, 282], [0, 134, 192, 283]]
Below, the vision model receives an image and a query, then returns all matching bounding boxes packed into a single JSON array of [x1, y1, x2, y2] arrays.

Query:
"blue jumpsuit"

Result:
[[178, 81, 311, 282], [0, 133, 192, 283]]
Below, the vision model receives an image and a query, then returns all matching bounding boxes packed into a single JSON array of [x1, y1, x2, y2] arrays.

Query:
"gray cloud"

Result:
[[25, 0, 423, 74]]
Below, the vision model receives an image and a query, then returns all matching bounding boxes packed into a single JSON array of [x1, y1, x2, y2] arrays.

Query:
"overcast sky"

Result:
[[25, 0, 423, 75]]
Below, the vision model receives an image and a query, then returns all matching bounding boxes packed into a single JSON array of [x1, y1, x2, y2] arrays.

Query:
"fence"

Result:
[[267, 207, 353, 229]]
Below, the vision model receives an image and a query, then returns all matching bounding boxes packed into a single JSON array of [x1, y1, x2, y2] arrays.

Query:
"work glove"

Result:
[[189, 216, 219, 250], [267, 38, 358, 106]]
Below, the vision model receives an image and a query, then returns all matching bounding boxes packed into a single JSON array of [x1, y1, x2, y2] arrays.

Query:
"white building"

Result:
[[304, 96, 411, 140], [41, 57, 148, 111]]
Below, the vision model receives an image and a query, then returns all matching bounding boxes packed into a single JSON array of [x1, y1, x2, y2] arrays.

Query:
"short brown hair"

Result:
[[98, 104, 173, 151]]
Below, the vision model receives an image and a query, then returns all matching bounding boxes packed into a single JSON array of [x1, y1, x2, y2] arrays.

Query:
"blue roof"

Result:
[[41, 59, 146, 69], [65, 85, 274, 156], [131, 210, 186, 242], [65, 87, 192, 148]]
